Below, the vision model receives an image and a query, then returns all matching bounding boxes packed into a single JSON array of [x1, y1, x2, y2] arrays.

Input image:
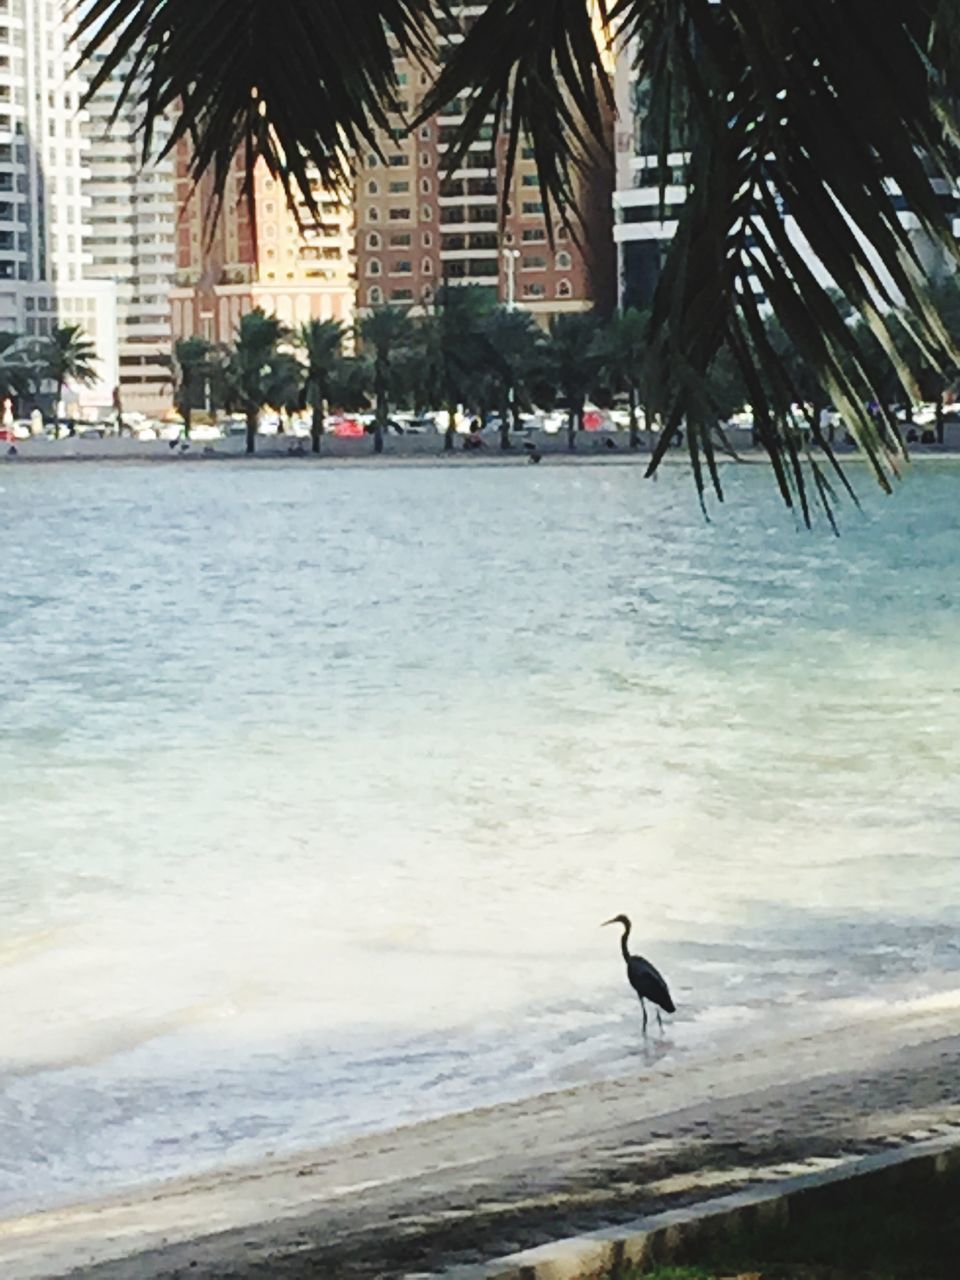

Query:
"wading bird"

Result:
[[603, 914, 675, 1032]]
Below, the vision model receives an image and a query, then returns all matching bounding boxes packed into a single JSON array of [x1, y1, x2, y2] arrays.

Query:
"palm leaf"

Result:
[[72, 0, 442, 218]]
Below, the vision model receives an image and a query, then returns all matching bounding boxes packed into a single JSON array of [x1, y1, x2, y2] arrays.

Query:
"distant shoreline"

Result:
[[4, 438, 960, 468]]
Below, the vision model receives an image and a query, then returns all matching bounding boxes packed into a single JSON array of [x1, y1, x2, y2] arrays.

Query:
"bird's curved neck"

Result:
[[620, 922, 631, 963]]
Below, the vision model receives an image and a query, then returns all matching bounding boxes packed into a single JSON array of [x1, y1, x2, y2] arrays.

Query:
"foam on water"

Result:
[[1, 460, 959, 1214]]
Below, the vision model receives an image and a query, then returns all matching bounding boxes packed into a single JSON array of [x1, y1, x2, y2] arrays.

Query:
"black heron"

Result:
[[603, 914, 675, 1032]]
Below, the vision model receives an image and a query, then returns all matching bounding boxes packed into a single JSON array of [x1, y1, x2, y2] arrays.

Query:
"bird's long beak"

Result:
[[601, 917, 617, 927]]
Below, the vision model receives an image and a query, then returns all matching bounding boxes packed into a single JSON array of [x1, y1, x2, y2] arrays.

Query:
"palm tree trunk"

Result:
[[628, 383, 640, 450], [936, 388, 944, 445], [444, 400, 456, 452], [374, 361, 387, 454], [183, 400, 192, 440], [567, 407, 576, 452], [245, 405, 257, 455], [55, 378, 65, 436], [500, 387, 511, 452], [511, 387, 523, 433], [311, 385, 324, 454]]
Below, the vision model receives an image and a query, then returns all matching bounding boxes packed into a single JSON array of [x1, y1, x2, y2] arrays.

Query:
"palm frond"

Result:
[[417, 0, 612, 228], [72, 0, 442, 217]]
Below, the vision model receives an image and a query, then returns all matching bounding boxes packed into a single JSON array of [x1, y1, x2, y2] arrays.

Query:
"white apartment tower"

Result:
[[83, 47, 175, 414], [0, 0, 117, 409]]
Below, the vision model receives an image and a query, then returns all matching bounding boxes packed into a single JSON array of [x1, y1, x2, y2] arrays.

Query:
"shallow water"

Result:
[[1, 458, 959, 1214]]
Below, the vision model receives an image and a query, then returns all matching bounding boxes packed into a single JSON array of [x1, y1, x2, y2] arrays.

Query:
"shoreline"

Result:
[[3, 994, 959, 1278], [2, 437, 959, 468]]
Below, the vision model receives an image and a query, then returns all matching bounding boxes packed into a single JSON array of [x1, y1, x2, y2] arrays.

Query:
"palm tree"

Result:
[[481, 309, 542, 451], [419, 286, 491, 452], [225, 309, 288, 455], [0, 332, 40, 406], [546, 314, 600, 452], [164, 336, 214, 439], [297, 319, 345, 454], [39, 325, 98, 434], [328, 355, 373, 412], [594, 309, 649, 450], [76, 4, 960, 520], [359, 306, 413, 454]]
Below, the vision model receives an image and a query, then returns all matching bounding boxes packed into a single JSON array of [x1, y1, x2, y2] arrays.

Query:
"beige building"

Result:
[[355, 5, 613, 322], [170, 150, 354, 345]]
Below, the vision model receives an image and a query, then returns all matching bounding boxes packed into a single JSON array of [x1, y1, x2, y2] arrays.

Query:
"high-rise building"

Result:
[[355, 6, 613, 322], [169, 147, 354, 345], [0, 0, 117, 410], [612, 36, 960, 310], [82, 48, 176, 414], [612, 38, 689, 312]]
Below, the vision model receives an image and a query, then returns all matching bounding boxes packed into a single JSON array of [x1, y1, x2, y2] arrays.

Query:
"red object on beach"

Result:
[[583, 410, 604, 432], [330, 417, 364, 438], [0, 427, 13, 442]]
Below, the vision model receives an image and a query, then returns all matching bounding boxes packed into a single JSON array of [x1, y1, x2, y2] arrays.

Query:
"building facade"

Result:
[[612, 38, 689, 312], [0, 0, 118, 411], [82, 48, 176, 414], [170, 149, 354, 346], [355, 4, 612, 322]]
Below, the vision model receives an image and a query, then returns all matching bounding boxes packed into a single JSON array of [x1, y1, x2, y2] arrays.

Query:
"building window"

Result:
[[368, 207, 379, 221], [367, 179, 379, 195], [392, 259, 412, 274], [423, 258, 433, 274], [391, 289, 413, 302], [367, 154, 379, 167], [389, 232, 412, 246], [420, 152, 430, 167], [389, 153, 409, 167], [522, 255, 546, 271], [521, 201, 544, 216], [421, 205, 433, 221], [420, 177, 431, 194], [521, 228, 546, 242], [522, 282, 546, 298], [389, 180, 410, 193], [556, 251, 572, 269], [419, 124, 431, 139], [367, 258, 381, 275], [366, 231, 381, 249], [557, 279, 572, 298], [389, 207, 412, 221], [368, 286, 383, 304], [422, 230, 432, 247], [521, 174, 539, 187]]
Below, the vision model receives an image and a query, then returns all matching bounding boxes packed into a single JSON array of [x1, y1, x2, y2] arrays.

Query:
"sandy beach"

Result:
[[2, 994, 958, 1279]]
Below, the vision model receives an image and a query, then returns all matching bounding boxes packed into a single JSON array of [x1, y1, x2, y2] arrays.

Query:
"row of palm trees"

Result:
[[171, 288, 660, 456], [0, 324, 99, 427], [173, 276, 960, 459]]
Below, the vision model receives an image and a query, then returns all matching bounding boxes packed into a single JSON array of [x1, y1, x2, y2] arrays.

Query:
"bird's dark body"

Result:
[[626, 954, 675, 1013], [603, 912, 675, 1032]]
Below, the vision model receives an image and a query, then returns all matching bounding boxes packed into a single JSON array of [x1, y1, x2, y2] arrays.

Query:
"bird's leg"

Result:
[[641, 999, 648, 1034], [656, 1008, 663, 1032]]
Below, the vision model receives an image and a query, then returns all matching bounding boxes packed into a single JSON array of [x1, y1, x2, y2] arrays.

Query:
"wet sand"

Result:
[[2, 996, 958, 1279]]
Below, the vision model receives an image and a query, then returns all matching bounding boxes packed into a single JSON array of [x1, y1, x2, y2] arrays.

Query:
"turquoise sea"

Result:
[[1, 458, 958, 1213]]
